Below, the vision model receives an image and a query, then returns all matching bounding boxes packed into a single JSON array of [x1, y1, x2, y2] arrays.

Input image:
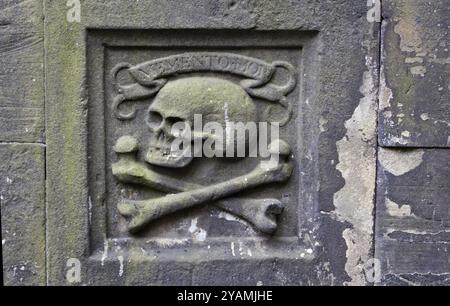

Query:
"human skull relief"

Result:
[[145, 77, 257, 168], [111, 54, 297, 235]]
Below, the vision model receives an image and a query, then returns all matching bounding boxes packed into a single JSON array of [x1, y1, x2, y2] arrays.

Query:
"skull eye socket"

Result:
[[166, 117, 189, 137], [147, 110, 163, 130], [165, 116, 184, 127], [166, 117, 188, 137]]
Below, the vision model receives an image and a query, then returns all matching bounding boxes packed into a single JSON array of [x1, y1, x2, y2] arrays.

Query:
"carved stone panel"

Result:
[[45, 0, 379, 285], [86, 31, 318, 284]]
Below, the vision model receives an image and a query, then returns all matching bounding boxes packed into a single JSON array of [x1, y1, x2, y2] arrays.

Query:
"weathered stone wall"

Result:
[[1, 0, 449, 286], [1, 0, 46, 285], [376, 0, 450, 285]]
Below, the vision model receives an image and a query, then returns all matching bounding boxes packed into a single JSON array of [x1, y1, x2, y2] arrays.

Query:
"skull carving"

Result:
[[145, 77, 257, 168]]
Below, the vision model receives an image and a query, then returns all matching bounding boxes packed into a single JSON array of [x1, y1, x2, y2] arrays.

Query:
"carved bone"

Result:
[[112, 138, 292, 233], [113, 158, 284, 234]]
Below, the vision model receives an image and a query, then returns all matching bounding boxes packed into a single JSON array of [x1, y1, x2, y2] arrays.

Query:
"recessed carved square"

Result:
[[87, 31, 313, 252]]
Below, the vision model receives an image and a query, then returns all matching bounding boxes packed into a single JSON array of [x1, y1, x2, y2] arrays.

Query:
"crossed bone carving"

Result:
[[112, 136, 293, 234]]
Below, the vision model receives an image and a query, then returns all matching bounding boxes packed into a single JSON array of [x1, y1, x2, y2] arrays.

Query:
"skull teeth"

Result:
[[149, 133, 173, 156]]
